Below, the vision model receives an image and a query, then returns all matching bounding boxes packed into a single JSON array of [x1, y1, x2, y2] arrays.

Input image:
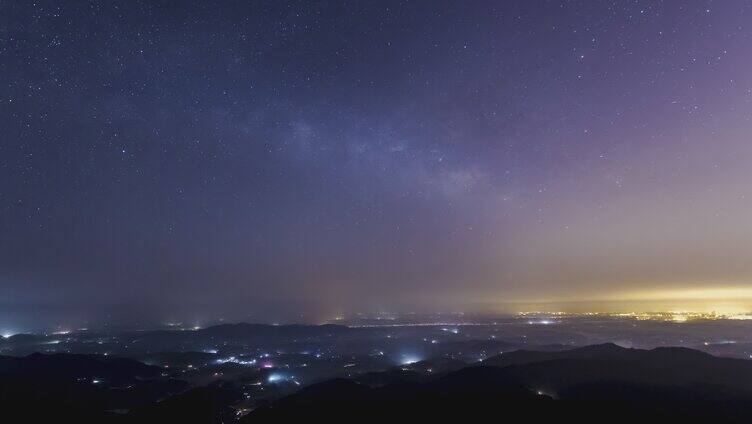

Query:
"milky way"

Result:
[[2, 1, 752, 329]]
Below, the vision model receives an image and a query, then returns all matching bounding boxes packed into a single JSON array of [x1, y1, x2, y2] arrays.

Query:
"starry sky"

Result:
[[2, 1, 752, 329]]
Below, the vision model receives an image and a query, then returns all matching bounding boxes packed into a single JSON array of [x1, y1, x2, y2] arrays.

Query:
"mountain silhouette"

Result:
[[5, 345, 752, 423], [244, 344, 752, 423], [0, 353, 186, 423]]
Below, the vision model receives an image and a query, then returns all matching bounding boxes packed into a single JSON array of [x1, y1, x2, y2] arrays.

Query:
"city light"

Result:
[[400, 355, 421, 365], [267, 374, 282, 383], [527, 319, 556, 325], [214, 356, 257, 366], [267, 373, 297, 384]]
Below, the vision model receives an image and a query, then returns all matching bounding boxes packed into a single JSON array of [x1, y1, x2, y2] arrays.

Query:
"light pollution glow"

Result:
[[493, 286, 752, 316], [2, 2, 752, 328]]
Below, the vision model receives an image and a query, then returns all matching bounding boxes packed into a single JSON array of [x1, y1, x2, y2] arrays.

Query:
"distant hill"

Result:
[[195, 323, 349, 338], [133, 351, 218, 367], [123, 323, 353, 351], [0, 352, 161, 383], [484, 343, 752, 393], [485, 342, 666, 365]]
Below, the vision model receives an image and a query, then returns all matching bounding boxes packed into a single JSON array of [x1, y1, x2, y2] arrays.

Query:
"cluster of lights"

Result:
[[516, 311, 752, 322], [267, 373, 300, 385], [621, 311, 726, 322], [214, 356, 257, 366], [527, 319, 556, 325]]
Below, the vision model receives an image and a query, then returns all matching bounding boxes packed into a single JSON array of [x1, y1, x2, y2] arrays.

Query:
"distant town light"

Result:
[[267, 373, 287, 383], [215, 356, 257, 366], [528, 319, 555, 325], [400, 355, 421, 365]]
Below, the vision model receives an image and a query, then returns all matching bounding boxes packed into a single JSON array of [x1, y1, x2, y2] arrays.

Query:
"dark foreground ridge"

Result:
[[4, 343, 752, 423], [245, 343, 752, 423]]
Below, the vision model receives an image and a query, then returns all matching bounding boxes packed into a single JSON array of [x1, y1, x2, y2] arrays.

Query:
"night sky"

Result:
[[3, 1, 752, 330]]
